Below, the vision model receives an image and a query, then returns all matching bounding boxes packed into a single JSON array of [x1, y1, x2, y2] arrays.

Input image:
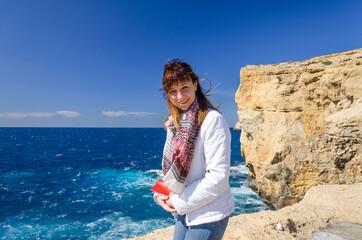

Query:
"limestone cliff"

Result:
[[235, 48, 362, 209]]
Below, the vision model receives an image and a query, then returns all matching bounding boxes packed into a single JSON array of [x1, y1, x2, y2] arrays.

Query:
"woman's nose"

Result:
[[177, 90, 184, 100]]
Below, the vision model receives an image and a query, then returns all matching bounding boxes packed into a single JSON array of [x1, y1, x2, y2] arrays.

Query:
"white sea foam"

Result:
[[72, 200, 86, 203], [230, 164, 248, 175], [58, 188, 66, 195], [100, 209, 113, 214], [48, 203, 58, 208], [243, 197, 267, 205], [86, 212, 173, 239], [93, 168, 155, 194], [111, 191, 123, 200], [86, 222, 96, 228], [1, 220, 84, 239], [145, 169, 163, 178], [4, 171, 35, 179], [14, 213, 25, 220], [231, 185, 255, 196]]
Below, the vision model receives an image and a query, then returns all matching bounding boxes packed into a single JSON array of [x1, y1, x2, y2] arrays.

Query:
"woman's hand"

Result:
[[166, 192, 175, 209], [156, 194, 177, 213]]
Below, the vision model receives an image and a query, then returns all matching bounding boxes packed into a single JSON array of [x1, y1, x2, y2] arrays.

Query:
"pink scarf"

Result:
[[162, 97, 200, 194]]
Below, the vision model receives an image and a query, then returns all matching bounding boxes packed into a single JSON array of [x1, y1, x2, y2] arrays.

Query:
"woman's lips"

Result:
[[179, 99, 189, 105]]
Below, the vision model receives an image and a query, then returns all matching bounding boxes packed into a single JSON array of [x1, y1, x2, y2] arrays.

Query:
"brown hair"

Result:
[[162, 59, 219, 129]]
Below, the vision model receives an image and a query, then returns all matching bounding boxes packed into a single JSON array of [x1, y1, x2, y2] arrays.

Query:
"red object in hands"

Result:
[[150, 180, 171, 196]]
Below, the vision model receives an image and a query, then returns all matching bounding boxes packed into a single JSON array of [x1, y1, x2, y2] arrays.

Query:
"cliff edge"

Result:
[[235, 48, 362, 209]]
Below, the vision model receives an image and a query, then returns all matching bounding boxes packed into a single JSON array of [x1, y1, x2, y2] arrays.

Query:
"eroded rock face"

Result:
[[235, 48, 362, 209]]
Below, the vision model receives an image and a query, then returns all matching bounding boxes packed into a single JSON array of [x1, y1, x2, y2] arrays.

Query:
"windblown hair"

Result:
[[162, 59, 219, 129]]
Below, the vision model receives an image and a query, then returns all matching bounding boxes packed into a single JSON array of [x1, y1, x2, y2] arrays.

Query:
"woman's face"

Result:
[[167, 79, 198, 111]]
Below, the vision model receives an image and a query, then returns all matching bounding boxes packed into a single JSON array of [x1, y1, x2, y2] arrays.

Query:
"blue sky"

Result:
[[1, 0, 361, 127]]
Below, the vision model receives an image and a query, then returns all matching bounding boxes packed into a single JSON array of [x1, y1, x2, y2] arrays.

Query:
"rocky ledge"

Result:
[[235, 48, 362, 209], [125, 183, 362, 240]]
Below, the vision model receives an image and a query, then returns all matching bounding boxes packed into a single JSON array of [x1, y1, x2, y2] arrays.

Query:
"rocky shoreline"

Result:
[[125, 183, 361, 240]]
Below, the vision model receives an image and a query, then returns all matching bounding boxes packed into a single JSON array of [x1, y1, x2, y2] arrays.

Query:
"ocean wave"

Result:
[[145, 169, 163, 178], [86, 168, 156, 193], [0, 220, 84, 239], [230, 164, 249, 175], [0, 171, 35, 179], [86, 212, 173, 239], [231, 185, 255, 196]]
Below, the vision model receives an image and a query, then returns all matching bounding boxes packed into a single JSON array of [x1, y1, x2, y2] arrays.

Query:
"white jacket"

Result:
[[156, 110, 235, 226]]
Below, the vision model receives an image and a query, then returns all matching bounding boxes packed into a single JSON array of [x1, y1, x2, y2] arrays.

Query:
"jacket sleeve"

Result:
[[171, 113, 231, 215]]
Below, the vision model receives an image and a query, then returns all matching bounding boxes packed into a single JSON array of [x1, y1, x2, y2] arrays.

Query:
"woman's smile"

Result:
[[178, 99, 189, 104]]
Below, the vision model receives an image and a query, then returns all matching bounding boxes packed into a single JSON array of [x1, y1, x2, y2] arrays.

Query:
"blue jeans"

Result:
[[173, 214, 229, 240]]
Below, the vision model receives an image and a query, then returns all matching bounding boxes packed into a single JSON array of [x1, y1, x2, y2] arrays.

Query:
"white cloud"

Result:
[[0, 111, 80, 118], [102, 111, 128, 117], [1, 112, 55, 119], [102, 111, 158, 117], [27, 112, 56, 118], [56, 111, 81, 118], [4, 112, 27, 119]]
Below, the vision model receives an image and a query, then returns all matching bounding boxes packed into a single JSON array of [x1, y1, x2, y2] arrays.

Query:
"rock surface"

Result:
[[125, 183, 362, 240], [309, 221, 362, 240], [234, 48, 362, 209]]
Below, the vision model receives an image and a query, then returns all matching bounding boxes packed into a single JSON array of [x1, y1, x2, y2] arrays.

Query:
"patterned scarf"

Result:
[[162, 97, 200, 194]]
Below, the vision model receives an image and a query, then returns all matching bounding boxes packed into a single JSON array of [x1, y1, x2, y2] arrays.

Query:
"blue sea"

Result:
[[0, 128, 269, 239]]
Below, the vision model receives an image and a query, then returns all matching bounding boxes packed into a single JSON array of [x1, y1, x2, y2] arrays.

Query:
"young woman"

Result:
[[155, 59, 234, 240]]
